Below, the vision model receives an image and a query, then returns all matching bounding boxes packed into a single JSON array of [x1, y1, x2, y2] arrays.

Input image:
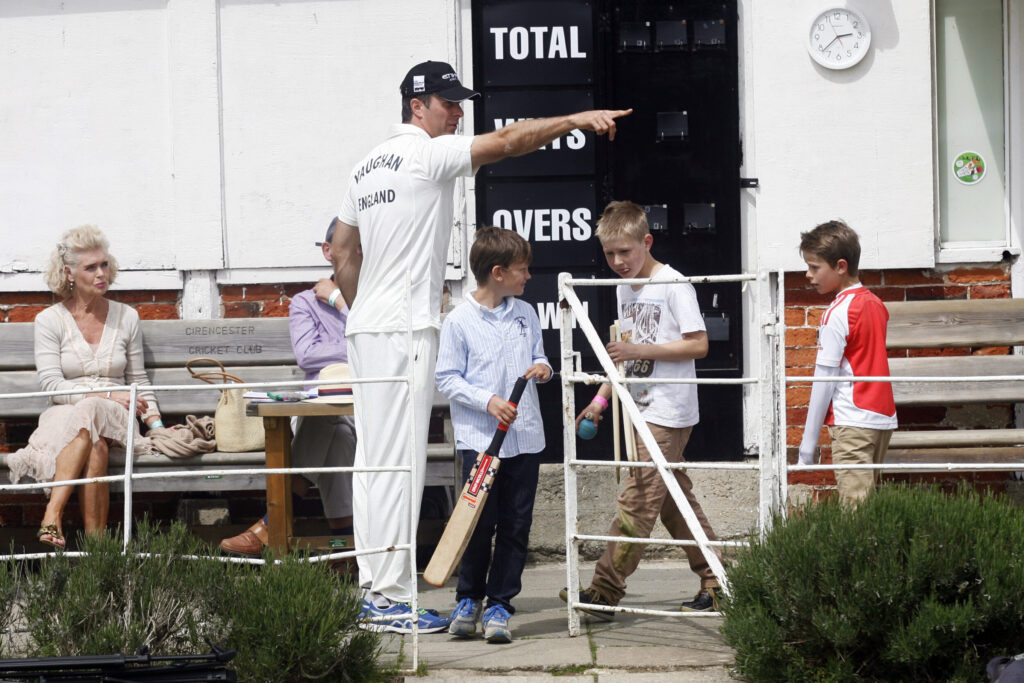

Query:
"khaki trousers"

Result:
[[590, 423, 719, 604], [829, 425, 893, 507]]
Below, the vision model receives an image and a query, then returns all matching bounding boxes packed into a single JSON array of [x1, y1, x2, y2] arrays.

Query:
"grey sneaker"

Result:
[[448, 598, 482, 637], [482, 604, 512, 643], [680, 587, 723, 613], [558, 586, 616, 621]]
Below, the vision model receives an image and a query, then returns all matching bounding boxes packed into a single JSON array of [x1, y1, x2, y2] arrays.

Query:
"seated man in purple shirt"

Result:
[[220, 219, 356, 555]]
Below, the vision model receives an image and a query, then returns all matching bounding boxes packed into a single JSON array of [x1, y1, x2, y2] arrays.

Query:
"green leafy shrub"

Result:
[[22, 520, 228, 656], [721, 485, 1024, 682], [0, 552, 24, 658], [17, 521, 383, 681], [215, 554, 383, 682]]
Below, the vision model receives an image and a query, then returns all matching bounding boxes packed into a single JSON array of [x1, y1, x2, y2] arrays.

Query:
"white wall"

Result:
[[0, 0, 460, 288], [0, 0, 183, 273], [746, 0, 936, 272], [0, 0, 945, 287], [218, 0, 460, 269]]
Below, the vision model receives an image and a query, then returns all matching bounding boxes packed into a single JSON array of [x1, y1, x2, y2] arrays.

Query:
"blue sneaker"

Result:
[[358, 599, 451, 634], [448, 598, 483, 637], [482, 604, 512, 644]]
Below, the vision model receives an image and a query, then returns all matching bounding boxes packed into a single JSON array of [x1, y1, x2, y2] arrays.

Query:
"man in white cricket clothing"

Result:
[[332, 60, 630, 633]]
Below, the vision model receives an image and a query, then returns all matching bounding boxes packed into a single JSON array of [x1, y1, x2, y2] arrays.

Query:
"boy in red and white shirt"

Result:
[[798, 220, 897, 505]]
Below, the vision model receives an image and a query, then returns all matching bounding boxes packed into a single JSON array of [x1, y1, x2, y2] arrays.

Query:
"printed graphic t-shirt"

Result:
[[616, 265, 706, 429], [816, 284, 898, 429], [339, 124, 475, 335]]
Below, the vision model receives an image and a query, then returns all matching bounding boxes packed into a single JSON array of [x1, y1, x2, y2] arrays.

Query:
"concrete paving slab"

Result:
[[596, 668, 739, 681], [406, 674, 593, 682], [381, 560, 736, 678]]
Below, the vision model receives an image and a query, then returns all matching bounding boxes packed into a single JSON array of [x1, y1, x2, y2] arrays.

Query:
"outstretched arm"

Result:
[[330, 220, 362, 308], [471, 109, 633, 170], [798, 365, 841, 465]]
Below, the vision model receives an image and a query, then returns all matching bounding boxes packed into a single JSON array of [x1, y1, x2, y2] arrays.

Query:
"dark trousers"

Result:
[[455, 448, 540, 614]]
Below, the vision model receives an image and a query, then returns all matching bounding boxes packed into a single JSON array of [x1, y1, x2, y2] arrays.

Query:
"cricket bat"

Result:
[[423, 376, 529, 587]]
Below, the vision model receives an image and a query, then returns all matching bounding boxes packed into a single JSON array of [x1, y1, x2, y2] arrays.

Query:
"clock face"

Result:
[[808, 7, 871, 69]]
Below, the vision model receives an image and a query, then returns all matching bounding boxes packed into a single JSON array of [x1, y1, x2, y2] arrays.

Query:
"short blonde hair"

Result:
[[594, 200, 649, 244], [44, 225, 118, 298]]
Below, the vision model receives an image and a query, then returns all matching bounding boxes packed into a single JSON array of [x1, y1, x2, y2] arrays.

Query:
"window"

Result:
[[935, 0, 1010, 253]]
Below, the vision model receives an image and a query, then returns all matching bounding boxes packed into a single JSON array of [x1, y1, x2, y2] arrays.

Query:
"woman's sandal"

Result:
[[37, 523, 66, 550]]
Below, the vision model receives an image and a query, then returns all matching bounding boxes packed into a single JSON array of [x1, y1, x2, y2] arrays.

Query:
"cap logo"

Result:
[[413, 75, 425, 93], [442, 72, 457, 81]]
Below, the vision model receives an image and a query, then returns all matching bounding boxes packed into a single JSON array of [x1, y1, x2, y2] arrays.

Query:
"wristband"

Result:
[[149, 419, 164, 430], [591, 394, 609, 409], [327, 288, 342, 308], [106, 391, 112, 399]]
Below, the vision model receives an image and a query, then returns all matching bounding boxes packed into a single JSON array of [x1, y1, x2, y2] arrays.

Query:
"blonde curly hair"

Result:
[[44, 225, 119, 298]]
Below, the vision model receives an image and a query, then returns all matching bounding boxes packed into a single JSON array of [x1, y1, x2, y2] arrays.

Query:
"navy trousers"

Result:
[[454, 448, 541, 614]]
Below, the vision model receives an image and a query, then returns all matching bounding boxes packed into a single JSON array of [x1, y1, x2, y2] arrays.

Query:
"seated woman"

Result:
[[7, 225, 163, 549]]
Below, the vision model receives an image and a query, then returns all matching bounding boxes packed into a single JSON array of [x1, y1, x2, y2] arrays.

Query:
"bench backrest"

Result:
[[885, 299, 1024, 405], [0, 318, 298, 417]]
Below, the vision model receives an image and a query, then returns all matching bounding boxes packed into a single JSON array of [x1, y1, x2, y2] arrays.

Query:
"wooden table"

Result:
[[247, 401, 354, 553]]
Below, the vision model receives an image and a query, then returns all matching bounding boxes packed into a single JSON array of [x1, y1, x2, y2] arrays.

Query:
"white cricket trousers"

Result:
[[348, 329, 438, 603]]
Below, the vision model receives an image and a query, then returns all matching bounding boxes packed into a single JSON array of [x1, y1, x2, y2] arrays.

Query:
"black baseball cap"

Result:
[[316, 218, 340, 247], [399, 61, 479, 102]]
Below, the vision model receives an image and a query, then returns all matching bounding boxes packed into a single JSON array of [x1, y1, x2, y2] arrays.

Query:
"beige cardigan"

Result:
[[34, 300, 160, 419]]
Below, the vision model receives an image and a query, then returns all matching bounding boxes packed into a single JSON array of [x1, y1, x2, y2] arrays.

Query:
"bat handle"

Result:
[[485, 376, 529, 455], [508, 376, 528, 405]]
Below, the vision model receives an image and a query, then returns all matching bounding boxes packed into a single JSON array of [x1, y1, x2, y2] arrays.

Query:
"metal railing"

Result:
[[557, 269, 1024, 636], [0, 280, 431, 671], [557, 270, 784, 635]]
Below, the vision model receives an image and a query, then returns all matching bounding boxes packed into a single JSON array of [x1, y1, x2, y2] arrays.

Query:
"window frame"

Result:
[[933, 0, 1020, 263]]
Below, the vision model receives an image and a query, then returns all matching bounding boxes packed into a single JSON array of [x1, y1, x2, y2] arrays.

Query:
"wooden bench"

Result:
[[0, 317, 457, 492], [884, 298, 1024, 468]]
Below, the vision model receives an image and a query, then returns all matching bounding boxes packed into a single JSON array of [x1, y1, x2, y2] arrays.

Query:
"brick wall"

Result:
[[0, 284, 302, 538], [785, 265, 1016, 497], [220, 284, 303, 318]]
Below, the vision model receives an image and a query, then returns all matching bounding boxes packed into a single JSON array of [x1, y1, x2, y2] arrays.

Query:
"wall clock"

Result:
[[808, 7, 871, 69]]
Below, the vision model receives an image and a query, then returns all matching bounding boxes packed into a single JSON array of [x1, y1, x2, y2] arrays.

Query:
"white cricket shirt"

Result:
[[339, 123, 475, 335]]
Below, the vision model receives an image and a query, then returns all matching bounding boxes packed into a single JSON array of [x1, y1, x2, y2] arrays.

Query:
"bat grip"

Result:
[[485, 376, 529, 455]]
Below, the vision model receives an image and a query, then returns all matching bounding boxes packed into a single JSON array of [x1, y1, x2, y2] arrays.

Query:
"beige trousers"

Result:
[[829, 425, 893, 506], [590, 423, 719, 604]]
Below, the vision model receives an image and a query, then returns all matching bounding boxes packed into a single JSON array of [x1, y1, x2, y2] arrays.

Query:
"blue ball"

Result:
[[577, 418, 598, 440]]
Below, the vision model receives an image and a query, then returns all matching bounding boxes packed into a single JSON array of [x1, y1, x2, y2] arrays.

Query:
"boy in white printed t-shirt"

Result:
[[559, 200, 723, 616], [798, 220, 897, 506]]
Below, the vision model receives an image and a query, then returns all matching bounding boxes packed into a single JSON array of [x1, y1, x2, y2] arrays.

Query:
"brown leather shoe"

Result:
[[220, 519, 269, 556]]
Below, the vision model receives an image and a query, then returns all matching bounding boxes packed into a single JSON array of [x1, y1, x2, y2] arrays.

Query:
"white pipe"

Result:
[[404, 272, 420, 668], [122, 383, 138, 551], [559, 278, 731, 594], [0, 465, 413, 492], [573, 601, 722, 618], [571, 459, 760, 470], [566, 372, 758, 385], [563, 273, 758, 286], [558, 273, 583, 638], [575, 534, 748, 548]]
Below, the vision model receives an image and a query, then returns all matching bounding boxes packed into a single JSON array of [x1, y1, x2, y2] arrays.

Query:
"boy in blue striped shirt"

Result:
[[435, 227, 552, 643]]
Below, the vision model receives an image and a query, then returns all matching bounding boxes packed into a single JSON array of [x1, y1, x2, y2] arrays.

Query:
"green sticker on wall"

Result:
[[953, 151, 986, 185]]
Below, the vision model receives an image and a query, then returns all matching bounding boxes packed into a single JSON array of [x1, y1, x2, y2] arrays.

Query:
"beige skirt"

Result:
[[6, 397, 152, 485]]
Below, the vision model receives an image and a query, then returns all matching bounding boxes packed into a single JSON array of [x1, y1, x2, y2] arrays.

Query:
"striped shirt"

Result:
[[435, 291, 550, 457]]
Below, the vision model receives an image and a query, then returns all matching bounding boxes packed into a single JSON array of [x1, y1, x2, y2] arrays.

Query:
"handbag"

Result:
[[186, 357, 265, 453]]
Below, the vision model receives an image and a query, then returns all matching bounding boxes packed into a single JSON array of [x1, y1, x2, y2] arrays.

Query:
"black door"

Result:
[[472, 0, 743, 463]]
